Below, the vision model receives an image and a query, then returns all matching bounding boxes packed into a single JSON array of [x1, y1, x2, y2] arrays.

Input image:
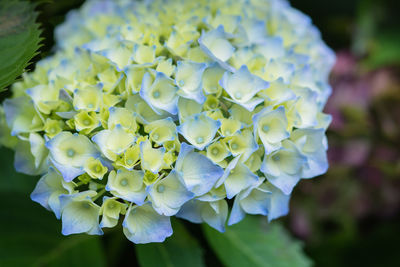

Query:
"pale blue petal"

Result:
[[14, 140, 48, 175], [227, 196, 246, 226], [175, 143, 224, 196], [175, 199, 203, 223], [219, 65, 269, 111], [237, 19, 267, 45], [147, 170, 194, 216], [265, 172, 300, 195], [240, 187, 270, 216], [201, 200, 228, 232], [30, 167, 73, 218], [254, 36, 285, 59], [123, 203, 173, 244], [232, 97, 264, 112], [51, 158, 85, 182], [215, 156, 240, 187], [198, 25, 235, 72], [290, 128, 329, 178], [264, 183, 290, 221], [261, 141, 306, 194], [224, 162, 259, 199], [59, 191, 103, 235], [252, 106, 290, 154], [227, 178, 265, 225], [176, 199, 228, 232], [30, 168, 57, 211], [302, 152, 328, 178]]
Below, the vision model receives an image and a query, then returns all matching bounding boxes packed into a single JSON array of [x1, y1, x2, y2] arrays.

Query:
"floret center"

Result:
[[231, 143, 239, 150], [262, 125, 269, 132], [152, 91, 160, 98], [157, 184, 165, 193], [120, 178, 128, 186], [67, 148, 75, 157], [95, 165, 102, 172]]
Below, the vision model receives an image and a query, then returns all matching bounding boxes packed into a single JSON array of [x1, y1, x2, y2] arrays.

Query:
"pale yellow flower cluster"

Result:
[[1, 0, 334, 243]]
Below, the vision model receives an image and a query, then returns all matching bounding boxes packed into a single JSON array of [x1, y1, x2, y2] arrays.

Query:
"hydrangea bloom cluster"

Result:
[[1, 0, 334, 243]]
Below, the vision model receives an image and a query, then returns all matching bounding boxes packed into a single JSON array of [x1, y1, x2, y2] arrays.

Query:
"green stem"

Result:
[[75, 181, 85, 187], [92, 188, 106, 201], [95, 183, 106, 189]]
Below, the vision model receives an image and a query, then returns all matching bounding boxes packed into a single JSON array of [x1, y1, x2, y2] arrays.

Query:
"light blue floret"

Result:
[[175, 143, 224, 196], [123, 202, 173, 244], [219, 65, 269, 111], [147, 170, 194, 216], [177, 112, 221, 150], [216, 156, 259, 199], [176, 198, 228, 232], [140, 72, 179, 115], [31, 167, 75, 219], [59, 191, 103, 236], [261, 140, 307, 195], [290, 128, 329, 178], [228, 180, 290, 226]]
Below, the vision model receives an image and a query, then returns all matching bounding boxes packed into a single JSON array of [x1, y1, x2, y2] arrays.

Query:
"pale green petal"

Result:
[[199, 25, 235, 64], [144, 117, 177, 145], [175, 60, 207, 103], [92, 125, 135, 161], [177, 98, 202, 123], [73, 84, 103, 112], [140, 140, 165, 173], [108, 107, 137, 132]]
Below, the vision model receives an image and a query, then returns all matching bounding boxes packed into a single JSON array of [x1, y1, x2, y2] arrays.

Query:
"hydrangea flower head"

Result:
[[1, 0, 334, 243]]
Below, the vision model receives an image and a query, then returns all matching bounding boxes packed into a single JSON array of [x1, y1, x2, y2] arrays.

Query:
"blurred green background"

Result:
[[0, 0, 399, 266]]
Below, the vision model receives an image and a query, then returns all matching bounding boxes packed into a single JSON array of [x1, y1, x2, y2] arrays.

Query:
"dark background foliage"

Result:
[[0, 0, 399, 266]]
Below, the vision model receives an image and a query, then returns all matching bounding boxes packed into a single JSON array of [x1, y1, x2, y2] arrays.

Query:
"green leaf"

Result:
[[363, 31, 400, 69], [0, 147, 106, 267], [136, 220, 205, 267], [0, 192, 106, 267], [0, 0, 42, 91], [203, 216, 312, 267]]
